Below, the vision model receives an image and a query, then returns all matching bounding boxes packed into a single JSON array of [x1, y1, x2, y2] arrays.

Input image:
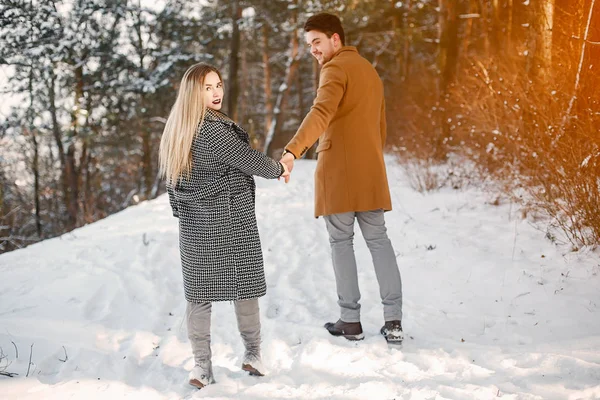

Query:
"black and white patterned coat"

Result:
[[167, 108, 283, 302]]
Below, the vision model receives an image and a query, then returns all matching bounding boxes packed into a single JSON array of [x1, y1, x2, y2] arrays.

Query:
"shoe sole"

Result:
[[387, 341, 403, 349], [188, 378, 205, 389], [242, 363, 264, 376], [383, 332, 404, 345], [343, 333, 365, 341], [386, 336, 403, 343]]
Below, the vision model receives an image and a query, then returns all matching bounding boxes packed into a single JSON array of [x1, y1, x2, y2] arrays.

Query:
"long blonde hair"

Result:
[[159, 63, 223, 185]]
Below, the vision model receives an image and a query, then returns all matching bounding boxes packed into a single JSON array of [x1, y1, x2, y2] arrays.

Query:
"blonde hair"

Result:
[[159, 63, 223, 185]]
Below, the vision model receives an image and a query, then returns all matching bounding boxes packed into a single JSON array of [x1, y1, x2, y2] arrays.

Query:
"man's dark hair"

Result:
[[304, 13, 345, 46]]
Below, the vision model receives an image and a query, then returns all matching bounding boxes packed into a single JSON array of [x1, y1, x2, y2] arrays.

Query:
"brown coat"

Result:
[[285, 46, 392, 217]]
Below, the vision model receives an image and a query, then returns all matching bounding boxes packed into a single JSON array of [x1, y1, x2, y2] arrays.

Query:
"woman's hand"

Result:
[[279, 161, 291, 183]]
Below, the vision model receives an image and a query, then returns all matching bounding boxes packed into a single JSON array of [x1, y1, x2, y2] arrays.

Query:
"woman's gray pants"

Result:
[[323, 209, 403, 323], [186, 298, 261, 372]]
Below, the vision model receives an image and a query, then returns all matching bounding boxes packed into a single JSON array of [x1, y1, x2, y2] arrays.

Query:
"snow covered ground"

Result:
[[1, 159, 599, 400]]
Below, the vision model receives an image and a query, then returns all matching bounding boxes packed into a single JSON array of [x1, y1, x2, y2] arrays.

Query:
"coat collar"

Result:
[[329, 46, 358, 62], [203, 108, 234, 125]]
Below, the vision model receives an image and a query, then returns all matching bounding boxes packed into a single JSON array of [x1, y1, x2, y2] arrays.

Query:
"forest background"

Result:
[[1, 0, 598, 253]]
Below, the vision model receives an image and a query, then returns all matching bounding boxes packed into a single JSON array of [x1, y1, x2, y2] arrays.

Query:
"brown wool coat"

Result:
[[285, 46, 392, 217]]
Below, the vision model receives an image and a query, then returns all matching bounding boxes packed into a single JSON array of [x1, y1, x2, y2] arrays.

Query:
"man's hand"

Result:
[[280, 152, 295, 174], [278, 161, 291, 183]]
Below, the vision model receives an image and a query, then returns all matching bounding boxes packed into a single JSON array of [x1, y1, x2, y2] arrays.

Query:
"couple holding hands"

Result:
[[159, 13, 403, 389]]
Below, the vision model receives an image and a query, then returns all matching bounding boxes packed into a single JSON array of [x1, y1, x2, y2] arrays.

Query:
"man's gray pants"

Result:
[[323, 209, 403, 323], [186, 299, 260, 373]]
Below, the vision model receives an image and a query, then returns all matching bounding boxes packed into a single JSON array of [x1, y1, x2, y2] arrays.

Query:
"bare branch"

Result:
[[58, 346, 68, 363], [26, 343, 34, 378], [0, 207, 21, 221], [0, 346, 17, 377], [11, 341, 18, 359]]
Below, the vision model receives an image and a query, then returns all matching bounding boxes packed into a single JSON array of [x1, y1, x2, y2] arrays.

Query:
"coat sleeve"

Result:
[[284, 62, 347, 158], [166, 182, 179, 218], [204, 124, 284, 179]]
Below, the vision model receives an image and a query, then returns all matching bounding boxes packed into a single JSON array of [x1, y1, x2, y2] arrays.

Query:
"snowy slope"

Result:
[[1, 159, 599, 400]]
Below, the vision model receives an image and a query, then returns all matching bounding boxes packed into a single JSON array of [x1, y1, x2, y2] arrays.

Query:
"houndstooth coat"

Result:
[[166, 108, 283, 303]]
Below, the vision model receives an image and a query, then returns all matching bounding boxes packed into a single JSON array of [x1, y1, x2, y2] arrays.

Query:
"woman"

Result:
[[159, 63, 290, 389]]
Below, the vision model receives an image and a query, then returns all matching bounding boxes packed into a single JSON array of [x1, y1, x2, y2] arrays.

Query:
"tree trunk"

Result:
[[262, 24, 274, 140], [297, 68, 304, 120], [481, 0, 490, 56], [439, 0, 463, 95], [130, 7, 154, 200], [304, 58, 320, 160], [436, 0, 466, 159], [65, 63, 84, 229], [265, 5, 300, 157], [31, 131, 41, 237], [227, 0, 242, 121], [141, 126, 152, 199], [507, 0, 513, 47], [563, 0, 596, 126], [540, 0, 555, 78], [437, 0, 446, 90], [491, 0, 502, 54], [528, 0, 555, 86], [84, 154, 93, 222], [462, 0, 478, 57], [390, 0, 402, 74], [29, 69, 42, 238], [446, 2, 463, 87], [402, 0, 413, 81], [239, 36, 249, 126], [48, 65, 72, 227]]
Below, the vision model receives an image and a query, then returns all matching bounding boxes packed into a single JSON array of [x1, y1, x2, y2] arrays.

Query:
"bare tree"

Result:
[[402, 0, 413, 81], [563, 0, 595, 126], [27, 68, 42, 238], [264, 0, 301, 156], [261, 23, 274, 137], [227, 0, 242, 121]]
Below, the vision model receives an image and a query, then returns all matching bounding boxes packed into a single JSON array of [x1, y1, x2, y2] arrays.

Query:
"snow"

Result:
[[458, 14, 481, 19], [581, 155, 592, 168], [242, 7, 256, 18], [1, 159, 599, 399], [0, 65, 24, 121]]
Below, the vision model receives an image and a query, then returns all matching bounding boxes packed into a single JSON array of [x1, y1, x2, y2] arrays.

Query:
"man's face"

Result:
[[305, 30, 340, 65]]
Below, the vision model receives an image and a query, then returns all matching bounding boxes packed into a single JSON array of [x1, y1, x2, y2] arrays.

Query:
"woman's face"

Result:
[[203, 71, 224, 110]]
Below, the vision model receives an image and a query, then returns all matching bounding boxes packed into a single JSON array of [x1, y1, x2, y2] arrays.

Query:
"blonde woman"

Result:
[[159, 63, 290, 389]]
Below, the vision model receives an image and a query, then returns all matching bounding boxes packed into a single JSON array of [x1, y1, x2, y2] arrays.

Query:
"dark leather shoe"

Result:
[[380, 320, 404, 343], [324, 319, 364, 341]]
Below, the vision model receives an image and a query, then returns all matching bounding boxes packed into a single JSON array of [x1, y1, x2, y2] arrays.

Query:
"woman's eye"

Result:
[[206, 87, 211, 91]]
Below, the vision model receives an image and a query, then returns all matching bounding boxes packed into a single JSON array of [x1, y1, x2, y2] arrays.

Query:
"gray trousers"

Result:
[[186, 298, 261, 371], [323, 209, 403, 323]]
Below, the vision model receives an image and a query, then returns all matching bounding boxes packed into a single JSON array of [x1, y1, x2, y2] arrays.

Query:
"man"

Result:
[[280, 13, 403, 343]]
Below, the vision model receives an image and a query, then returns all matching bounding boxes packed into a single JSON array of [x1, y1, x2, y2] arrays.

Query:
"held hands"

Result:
[[278, 161, 291, 183], [278, 151, 295, 184], [281, 152, 295, 171]]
